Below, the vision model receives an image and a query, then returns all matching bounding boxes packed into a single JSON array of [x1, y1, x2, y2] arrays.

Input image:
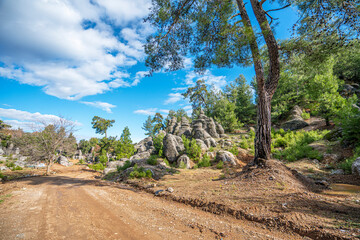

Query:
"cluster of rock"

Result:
[[280, 105, 309, 131], [161, 111, 234, 167]]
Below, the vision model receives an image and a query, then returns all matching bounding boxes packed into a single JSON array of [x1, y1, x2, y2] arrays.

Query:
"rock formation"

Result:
[[280, 105, 309, 131], [163, 134, 185, 163]]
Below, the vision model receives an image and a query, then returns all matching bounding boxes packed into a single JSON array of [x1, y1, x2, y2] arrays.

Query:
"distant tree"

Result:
[[0, 120, 11, 130], [212, 97, 239, 132], [142, 116, 154, 137], [91, 116, 115, 138], [182, 79, 209, 115], [152, 112, 165, 135], [333, 41, 360, 84], [19, 118, 76, 175], [116, 126, 135, 159], [98, 136, 117, 163], [224, 75, 256, 124]]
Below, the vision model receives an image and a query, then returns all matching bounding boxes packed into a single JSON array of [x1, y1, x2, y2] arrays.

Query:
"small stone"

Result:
[[154, 190, 164, 196], [269, 176, 274, 180], [167, 187, 174, 193]]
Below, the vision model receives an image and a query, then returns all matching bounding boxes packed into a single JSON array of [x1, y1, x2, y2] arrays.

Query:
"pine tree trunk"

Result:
[[254, 90, 272, 162]]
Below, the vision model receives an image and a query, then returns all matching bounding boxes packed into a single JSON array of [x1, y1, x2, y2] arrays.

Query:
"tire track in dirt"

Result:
[[0, 169, 306, 240]]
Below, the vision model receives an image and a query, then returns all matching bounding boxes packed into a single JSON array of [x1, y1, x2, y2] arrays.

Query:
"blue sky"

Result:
[[0, 0, 299, 142]]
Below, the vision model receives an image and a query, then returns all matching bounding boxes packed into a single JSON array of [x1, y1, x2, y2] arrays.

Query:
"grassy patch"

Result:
[[272, 129, 328, 162], [147, 155, 158, 166], [0, 194, 12, 204]]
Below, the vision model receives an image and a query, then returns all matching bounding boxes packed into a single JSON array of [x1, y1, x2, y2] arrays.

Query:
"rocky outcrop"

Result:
[[165, 110, 225, 144], [281, 105, 309, 131], [352, 157, 360, 176], [130, 151, 151, 161], [131, 137, 155, 160], [216, 150, 237, 166], [0, 147, 4, 155], [177, 117, 192, 138], [163, 134, 185, 163], [58, 155, 72, 167]]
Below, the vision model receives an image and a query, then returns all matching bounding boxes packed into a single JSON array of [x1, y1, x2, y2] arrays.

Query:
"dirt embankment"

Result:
[[127, 160, 360, 240]]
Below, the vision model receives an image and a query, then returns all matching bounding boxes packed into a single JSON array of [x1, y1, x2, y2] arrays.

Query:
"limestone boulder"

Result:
[[196, 139, 208, 151], [130, 151, 151, 161], [58, 155, 72, 167], [281, 119, 309, 131], [163, 134, 185, 163], [107, 160, 128, 169], [215, 122, 225, 135], [177, 154, 194, 169], [204, 138, 217, 148], [216, 150, 237, 166]]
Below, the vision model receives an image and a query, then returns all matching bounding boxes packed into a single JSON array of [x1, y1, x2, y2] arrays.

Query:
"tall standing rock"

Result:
[[215, 122, 225, 135], [206, 118, 219, 138], [163, 134, 185, 163]]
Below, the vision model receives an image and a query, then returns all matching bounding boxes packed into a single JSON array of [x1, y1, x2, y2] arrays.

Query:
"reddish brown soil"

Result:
[[129, 160, 360, 240], [1, 164, 307, 240]]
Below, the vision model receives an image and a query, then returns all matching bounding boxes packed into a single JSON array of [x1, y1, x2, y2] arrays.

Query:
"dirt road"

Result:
[[0, 167, 304, 240]]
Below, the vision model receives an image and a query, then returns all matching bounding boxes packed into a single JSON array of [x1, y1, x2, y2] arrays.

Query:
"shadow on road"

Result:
[[4, 172, 138, 192]]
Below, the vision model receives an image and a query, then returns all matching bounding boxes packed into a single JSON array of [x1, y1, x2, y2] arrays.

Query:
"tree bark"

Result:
[[236, 0, 280, 163], [254, 90, 272, 162]]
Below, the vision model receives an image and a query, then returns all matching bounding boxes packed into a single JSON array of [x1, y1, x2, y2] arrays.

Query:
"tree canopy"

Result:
[[91, 116, 115, 138]]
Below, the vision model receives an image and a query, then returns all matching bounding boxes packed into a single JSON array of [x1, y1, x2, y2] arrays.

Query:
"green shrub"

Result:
[[273, 137, 288, 148], [117, 160, 132, 172], [271, 130, 328, 162], [129, 164, 153, 179], [229, 145, 239, 156], [198, 154, 211, 168], [216, 161, 224, 169], [99, 154, 108, 165], [5, 162, 15, 168], [153, 133, 165, 157], [178, 161, 187, 169], [11, 166, 23, 171], [209, 147, 214, 152], [88, 163, 105, 171], [163, 158, 170, 166], [78, 159, 85, 164], [193, 164, 198, 169], [182, 135, 201, 161], [0, 172, 4, 179], [147, 155, 158, 165], [145, 169, 152, 178], [0, 161, 3, 164], [301, 111, 310, 120]]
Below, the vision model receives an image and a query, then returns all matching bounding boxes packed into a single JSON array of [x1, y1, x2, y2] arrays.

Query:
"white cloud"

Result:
[[159, 109, 170, 114], [171, 87, 188, 92], [94, 0, 151, 26], [0, 108, 81, 130], [164, 93, 183, 105], [184, 70, 227, 90], [81, 101, 116, 113], [0, 0, 151, 100], [133, 108, 158, 116], [133, 71, 149, 86]]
